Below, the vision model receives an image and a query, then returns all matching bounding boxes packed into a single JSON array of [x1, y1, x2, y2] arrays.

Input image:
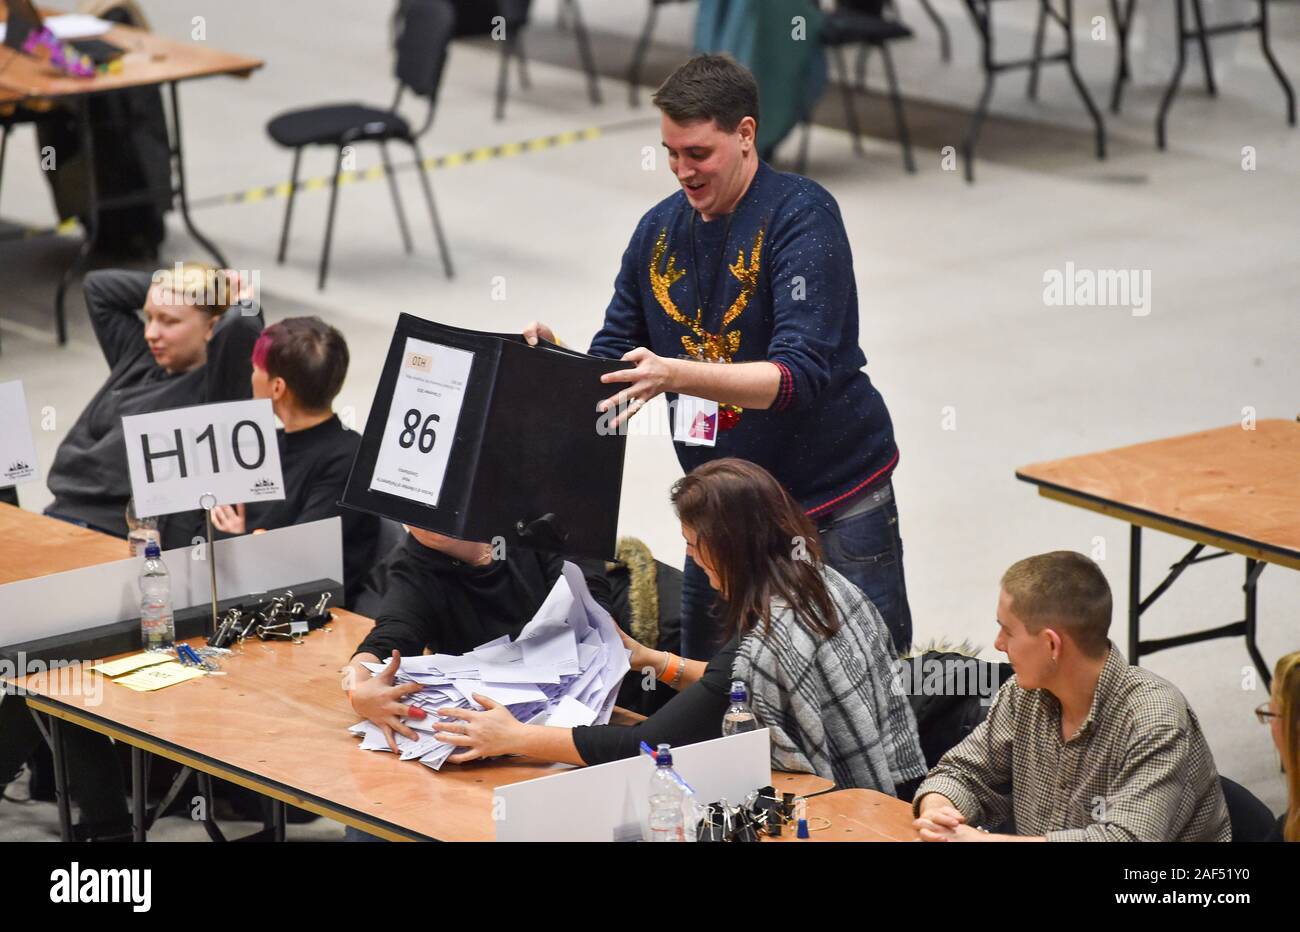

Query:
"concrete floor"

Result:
[[0, 0, 1297, 839]]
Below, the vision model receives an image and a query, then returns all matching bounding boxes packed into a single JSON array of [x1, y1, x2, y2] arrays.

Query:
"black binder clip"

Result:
[[515, 513, 568, 551]]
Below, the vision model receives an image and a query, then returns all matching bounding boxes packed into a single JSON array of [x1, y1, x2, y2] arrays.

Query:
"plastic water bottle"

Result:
[[722, 680, 758, 736], [647, 744, 686, 842], [139, 541, 175, 650]]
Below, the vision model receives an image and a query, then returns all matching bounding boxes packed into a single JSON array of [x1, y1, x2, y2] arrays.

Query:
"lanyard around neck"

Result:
[[688, 209, 735, 337]]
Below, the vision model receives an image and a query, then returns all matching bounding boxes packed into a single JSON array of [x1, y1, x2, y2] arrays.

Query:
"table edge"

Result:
[[24, 693, 440, 843], [1014, 472, 1300, 569], [0, 58, 265, 103]]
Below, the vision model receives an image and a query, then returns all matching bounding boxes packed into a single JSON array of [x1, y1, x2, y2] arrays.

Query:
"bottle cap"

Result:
[[729, 680, 747, 702], [655, 743, 672, 766], [144, 541, 161, 559]]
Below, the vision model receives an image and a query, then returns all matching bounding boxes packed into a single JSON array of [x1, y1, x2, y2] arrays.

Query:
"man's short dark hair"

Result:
[[1001, 551, 1113, 657], [652, 53, 759, 133], [252, 316, 349, 411]]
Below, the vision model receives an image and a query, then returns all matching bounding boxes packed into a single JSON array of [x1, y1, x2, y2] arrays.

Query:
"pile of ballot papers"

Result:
[[349, 563, 632, 771]]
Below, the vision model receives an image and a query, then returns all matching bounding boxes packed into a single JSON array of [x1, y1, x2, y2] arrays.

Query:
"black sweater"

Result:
[[45, 269, 262, 549], [571, 636, 739, 766], [355, 536, 614, 660], [242, 415, 377, 606]]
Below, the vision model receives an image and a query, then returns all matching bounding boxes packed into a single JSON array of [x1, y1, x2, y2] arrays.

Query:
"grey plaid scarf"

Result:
[[731, 566, 926, 794]]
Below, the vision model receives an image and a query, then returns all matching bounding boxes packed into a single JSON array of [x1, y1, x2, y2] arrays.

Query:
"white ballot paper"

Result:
[[0, 380, 40, 486], [367, 337, 473, 509], [349, 562, 632, 771]]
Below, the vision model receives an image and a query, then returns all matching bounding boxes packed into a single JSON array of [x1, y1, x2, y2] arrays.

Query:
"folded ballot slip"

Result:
[[348, 563, 632, 770]]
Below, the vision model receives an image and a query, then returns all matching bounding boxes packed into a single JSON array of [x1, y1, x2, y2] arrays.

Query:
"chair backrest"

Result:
[[497, 0, 532, 29], [835, 0, 888, 18], [392, 0, 457, 101], [1219, 775, 1278, 842]]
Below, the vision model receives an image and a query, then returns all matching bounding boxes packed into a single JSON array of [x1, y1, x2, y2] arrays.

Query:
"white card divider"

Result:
[[493, 728, 771, 842], [0, 517, 342, 649]]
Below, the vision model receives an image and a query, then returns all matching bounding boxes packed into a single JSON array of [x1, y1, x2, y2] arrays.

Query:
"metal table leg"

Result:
[[1156, 0, 1189, 149], [1243, 558, 1271, 688], [1109, 0, 1131, 113], [1128, 524, 1142, 663], [962, 0, 995, 183], [131, 746, 147, 841], [565, 0, 602, 106], [168, 82, 228, 268], [53, 97, 99, 347], [45, 714, 74, 841], [1188, 0, 1218, 95], [1061, 0, 1106, 159], [272, 799, 287, 842], [627, 1, 659, 107], [1258, 0, 1296, 126]]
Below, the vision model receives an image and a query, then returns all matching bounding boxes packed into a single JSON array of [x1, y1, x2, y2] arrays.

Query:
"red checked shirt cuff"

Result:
[[771, 360, 796, 412]]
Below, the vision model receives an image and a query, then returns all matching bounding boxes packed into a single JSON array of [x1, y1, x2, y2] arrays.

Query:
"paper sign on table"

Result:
[[114, 662, 205, 692], [90, 652, 172, 678], [122, 399, 285, 518], [0, 380, 41, 486]]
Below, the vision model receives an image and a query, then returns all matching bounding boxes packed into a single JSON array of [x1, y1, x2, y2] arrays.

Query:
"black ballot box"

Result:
[[342, 314, 631, 560]]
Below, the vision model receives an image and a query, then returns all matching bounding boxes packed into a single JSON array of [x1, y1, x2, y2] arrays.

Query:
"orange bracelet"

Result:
[[658, 653, 682, 685]]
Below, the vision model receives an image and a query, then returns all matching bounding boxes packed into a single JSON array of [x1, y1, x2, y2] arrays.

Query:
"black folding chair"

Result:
[[796, 0, 917, 175], [495, 0, 601, 121], [861, 0, 949, 75], [1219, 776, 1278, 842], [266, 0, 455, 290]]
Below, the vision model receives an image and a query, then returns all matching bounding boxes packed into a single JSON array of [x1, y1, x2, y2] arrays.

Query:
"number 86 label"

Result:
[[369, 338, 474, 508]]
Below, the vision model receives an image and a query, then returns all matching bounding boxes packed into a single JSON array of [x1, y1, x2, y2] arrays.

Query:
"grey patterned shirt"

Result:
[[733, 566, 926, 794], [913, 643, 1230, 841]]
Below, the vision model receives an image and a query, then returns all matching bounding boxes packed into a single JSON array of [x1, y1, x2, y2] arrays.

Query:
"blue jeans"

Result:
[[815, 490, 913, 655], [679, 483, 913, 660]]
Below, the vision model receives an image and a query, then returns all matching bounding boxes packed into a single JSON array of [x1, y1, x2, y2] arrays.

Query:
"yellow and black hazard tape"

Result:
[[5, 217, 82, 240], [3, 117, 652, 242], [189, 124, 605, 210]]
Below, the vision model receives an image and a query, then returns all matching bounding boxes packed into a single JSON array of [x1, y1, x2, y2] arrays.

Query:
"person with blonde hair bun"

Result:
[[44, 264, 262, 550]]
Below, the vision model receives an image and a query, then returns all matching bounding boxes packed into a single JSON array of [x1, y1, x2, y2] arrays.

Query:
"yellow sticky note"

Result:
[[91, 653, 172, 678], [114, 662, 205, 692]]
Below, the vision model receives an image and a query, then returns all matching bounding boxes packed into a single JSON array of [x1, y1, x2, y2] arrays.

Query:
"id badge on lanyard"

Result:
[[672, 211, 740, 448], [673, 391, 719, 447]]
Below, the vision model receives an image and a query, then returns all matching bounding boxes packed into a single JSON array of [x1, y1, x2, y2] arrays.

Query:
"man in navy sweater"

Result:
[[525, 54, 910, 659]]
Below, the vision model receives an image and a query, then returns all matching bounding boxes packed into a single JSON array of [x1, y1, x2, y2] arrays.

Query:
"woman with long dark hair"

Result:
[[432, 459, 925, 795]]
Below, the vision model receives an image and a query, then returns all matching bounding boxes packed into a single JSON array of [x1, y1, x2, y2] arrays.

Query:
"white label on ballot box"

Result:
[[122, 399, 285, 519], [0, 380, 41, 485], [368, 337, 474, 508], [673, 395, 718, 447]]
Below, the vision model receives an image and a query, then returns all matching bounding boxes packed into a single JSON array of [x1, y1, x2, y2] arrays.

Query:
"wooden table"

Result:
[[0, 6, 263, 343], [8, 608, 834, 842], [0, 502, 125, 584], [765, 789, 918, 842], [1016, 419, 1300, 686]]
